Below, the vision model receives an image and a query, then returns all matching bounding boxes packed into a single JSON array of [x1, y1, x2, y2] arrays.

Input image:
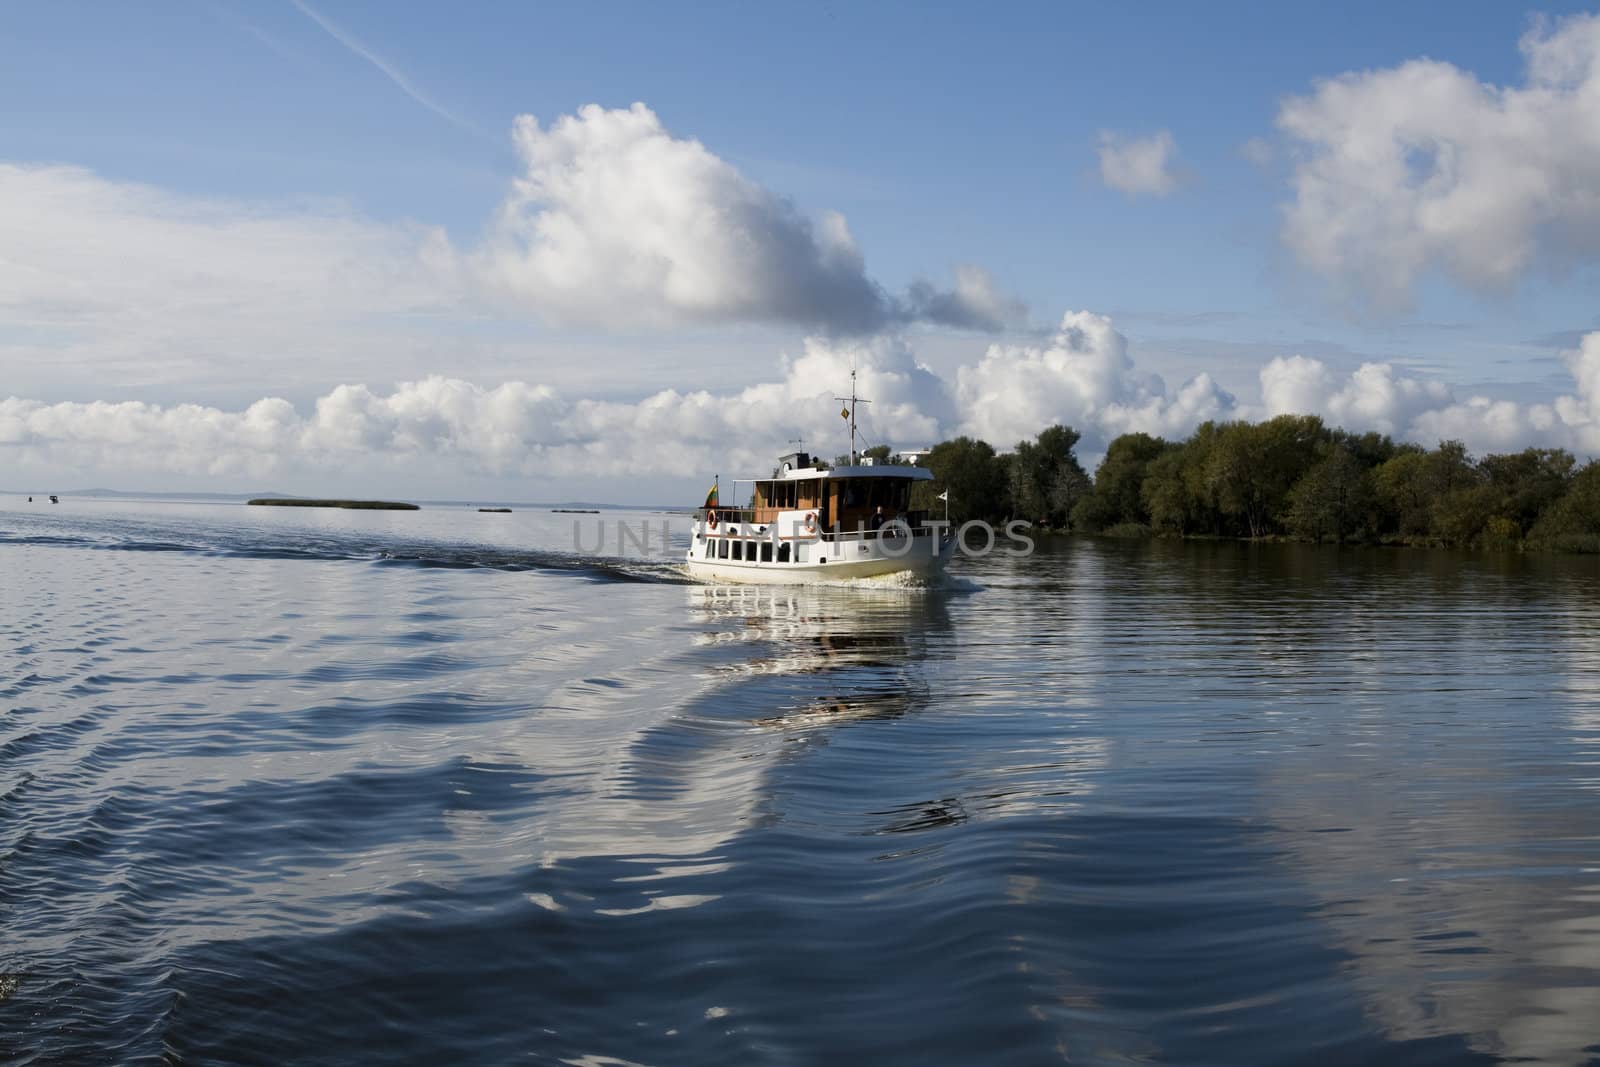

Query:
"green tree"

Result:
[[915, 436, 1009, 522], [1338, 429, 1404, 469], [1372, 441, 1476, 542], [1528, 461, 1600, 552], [1371, 448, 1431, 537], [858, 444, 910, 465], [1009, 424, 1088, 526], [1432, 484, 1497, 546], [1142, 445, 1197, 535], [1049, 462, 1093, 528], [1478, 447, 1574, 536], [1073, 432, 1167, 532], [1286, 444, 1370, 542], [1205, 415, 1326, 538]]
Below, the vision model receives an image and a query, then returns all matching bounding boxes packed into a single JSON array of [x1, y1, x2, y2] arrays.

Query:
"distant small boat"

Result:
[[49, 495, 58, 504], [684, 375, 953, 585]]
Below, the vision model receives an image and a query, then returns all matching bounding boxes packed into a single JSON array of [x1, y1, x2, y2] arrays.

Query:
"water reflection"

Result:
[[687, 584, 948, 729], [1216, 549, 1600, 1067]]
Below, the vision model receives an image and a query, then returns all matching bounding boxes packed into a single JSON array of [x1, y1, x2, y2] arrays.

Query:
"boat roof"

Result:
[[760, 464, 933, 483]]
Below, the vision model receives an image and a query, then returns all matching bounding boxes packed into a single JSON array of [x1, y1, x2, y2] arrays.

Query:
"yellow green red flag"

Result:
[[702, 482, 719, 509]]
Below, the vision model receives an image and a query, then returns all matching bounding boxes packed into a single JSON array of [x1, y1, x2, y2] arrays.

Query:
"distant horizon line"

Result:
[[0, 488, 692, 511]]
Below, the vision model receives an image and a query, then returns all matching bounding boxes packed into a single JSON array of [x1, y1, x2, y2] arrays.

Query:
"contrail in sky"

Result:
[[288, 0, 486, 138]]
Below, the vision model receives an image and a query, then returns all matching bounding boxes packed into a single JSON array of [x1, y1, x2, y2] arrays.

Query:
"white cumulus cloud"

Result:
[[479, 103, 886, 332], [1259, 356, 1451, 435], [956, 311, 1232, 447], [0, 335, 957, 490], [1255, 332, 1600, 457], [477, 103, 1020, 334], [1096, 130, 1181, 197], [1277, 12, 1600, 306]]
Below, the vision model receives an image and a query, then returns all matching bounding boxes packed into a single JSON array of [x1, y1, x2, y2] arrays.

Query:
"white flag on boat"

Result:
[[937, 490, 949, 501]]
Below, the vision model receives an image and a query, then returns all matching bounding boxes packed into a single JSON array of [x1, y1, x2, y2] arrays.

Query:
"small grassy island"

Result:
[[478, 507, 512, 513], [248, 499, 420, 510]]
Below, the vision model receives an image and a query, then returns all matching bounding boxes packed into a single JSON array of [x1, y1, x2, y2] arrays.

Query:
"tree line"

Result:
[[907, 416, 1600, 552]]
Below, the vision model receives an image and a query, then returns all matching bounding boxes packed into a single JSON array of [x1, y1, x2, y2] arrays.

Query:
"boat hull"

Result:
[[684, 536, 953, 585]]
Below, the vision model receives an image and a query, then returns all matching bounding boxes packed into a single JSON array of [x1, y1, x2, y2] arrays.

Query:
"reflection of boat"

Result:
[[685, 378, 955, 584], [687, 583, 945, 728], [691, 583, 935, 670]]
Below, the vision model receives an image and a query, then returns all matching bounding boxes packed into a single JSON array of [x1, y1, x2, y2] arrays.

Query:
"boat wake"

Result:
[[0, 519, 691, 586]]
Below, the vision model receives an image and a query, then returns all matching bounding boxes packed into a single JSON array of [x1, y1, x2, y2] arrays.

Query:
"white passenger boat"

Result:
[[684, 381, 955, 584]]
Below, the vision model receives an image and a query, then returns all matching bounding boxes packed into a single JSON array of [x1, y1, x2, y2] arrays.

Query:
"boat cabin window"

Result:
[[757, 480, 804, 510], [778, 543, 791, 563], [718, 539, 729, 560], [732, 540, 743, 561], [760, 541, 773, 563]]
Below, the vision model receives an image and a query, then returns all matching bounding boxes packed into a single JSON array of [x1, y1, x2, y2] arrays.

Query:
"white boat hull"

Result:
[[684, 552, 945, 585], [684, 527, 954, 585]]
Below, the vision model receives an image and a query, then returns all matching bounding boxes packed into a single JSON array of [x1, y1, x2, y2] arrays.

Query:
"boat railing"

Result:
[[818, 525, 934, 542], [703, 510, 943, 541], [704, 507, 759, 524]]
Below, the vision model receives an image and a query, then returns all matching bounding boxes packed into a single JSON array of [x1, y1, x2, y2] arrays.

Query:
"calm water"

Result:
[[5, 497, 1600, 1065]]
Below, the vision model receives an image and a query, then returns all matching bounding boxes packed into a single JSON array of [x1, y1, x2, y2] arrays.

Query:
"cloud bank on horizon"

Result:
[[7, 316, 1600, 493], [5, 12, 1600, 493]]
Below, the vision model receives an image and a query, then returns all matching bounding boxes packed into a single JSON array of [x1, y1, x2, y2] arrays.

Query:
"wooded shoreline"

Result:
[[904, 418, 1600, 553]]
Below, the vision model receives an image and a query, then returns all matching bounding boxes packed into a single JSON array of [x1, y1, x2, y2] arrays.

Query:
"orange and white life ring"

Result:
[[803, 512, 818, 533], [706, 509, 719, 530]]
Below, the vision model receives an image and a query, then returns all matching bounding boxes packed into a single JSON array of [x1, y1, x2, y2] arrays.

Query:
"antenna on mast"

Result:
[[833, 370, 871, 465]]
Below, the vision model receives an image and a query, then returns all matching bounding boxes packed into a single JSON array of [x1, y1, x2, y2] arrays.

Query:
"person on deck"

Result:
[[867, 506, 885, 532]]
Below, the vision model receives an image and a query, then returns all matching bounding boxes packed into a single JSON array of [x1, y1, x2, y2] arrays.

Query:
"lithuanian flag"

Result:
[[703, 481, 719, 509]]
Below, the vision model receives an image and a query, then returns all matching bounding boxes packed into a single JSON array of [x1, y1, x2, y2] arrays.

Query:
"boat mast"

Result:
[[833, 371, 871, 465]]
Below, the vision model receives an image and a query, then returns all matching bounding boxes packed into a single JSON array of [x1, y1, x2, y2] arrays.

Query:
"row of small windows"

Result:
[[712, 539, 792, 563], [759, 481, 812, 509], [755, 479, 909, 511]]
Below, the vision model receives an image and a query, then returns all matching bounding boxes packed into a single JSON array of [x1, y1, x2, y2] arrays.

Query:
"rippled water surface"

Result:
[[6, 496, 1600, 1065]]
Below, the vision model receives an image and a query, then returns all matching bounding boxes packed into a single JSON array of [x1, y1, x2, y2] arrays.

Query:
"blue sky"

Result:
[[3, 2, 1600, 498]]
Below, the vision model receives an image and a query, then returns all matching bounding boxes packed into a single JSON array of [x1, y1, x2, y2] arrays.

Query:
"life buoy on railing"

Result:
[[706, 509, 719, 530], [803, 512, 818, 533]]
